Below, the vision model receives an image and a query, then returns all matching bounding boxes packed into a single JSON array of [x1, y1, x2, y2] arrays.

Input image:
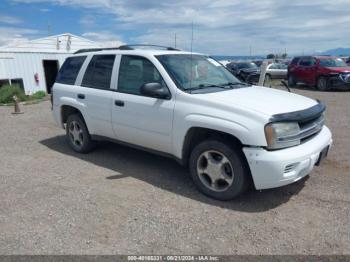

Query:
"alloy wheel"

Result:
[[196, 150, 234, 192], [68, 121, 84, 148]]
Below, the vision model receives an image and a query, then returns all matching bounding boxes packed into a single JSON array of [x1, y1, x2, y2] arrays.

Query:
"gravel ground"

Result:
[[0, 87, 349, 255]]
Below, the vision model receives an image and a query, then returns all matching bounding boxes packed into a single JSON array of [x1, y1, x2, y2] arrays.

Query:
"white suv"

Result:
[[52, 45, 332, 200]]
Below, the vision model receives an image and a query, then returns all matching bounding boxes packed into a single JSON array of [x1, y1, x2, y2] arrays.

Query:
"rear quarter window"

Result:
[[56, 56, 87, 85]]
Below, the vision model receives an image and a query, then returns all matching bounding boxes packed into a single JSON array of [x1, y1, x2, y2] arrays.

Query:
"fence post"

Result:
[[12, 95, 23, 114], [258, 61, 268, 86]]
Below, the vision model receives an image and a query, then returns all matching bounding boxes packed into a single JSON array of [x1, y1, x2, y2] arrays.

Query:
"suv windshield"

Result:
[[319, 58, 347, 67], [156, 54, 241, 91], [236, 62, 257, 69]]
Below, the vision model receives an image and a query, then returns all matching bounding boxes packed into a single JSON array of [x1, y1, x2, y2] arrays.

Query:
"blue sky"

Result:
[[0, 0, 349, 55]]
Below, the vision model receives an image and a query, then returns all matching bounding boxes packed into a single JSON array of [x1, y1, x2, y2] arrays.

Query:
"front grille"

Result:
[[340, 73, 350, 83], [299, 114, 324, 142], [278, 114, 324, 143]]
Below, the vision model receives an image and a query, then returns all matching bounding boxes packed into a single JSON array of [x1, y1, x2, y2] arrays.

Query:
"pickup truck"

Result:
[[52, 45, 332, 200]]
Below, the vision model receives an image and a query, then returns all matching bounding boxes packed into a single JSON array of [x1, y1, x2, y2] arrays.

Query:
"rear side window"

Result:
[[56, 56, 86, 85], [82, 55, 115, 90]]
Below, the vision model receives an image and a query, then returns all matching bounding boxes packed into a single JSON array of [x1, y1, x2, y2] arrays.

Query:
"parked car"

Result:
[[52, 45, 332, 200], [346, 57, 350, 66], [226, 62, 260, 83], [288, 56, 350, 90], [265, 63, 288, 82], [253, 60, 263, 67]]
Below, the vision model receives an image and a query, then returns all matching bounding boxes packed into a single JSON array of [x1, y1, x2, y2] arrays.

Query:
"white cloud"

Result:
[[0, 15, 22, 25], [0, 27, 38, 46], [82, 31, 125, 47], [39, 8, 50, 12], [7, 0, 350, 54]]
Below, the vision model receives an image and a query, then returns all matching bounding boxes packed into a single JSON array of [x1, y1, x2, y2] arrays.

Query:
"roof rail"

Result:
[[74, 47, 120, 54], [119, 44, 180, 51], [74, 44, 180, 54]]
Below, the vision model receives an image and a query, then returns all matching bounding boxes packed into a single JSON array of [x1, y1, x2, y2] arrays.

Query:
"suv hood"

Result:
[[198, 86, 317, 117], [325, 67, 350, 73], [241, 68, 260, 74]]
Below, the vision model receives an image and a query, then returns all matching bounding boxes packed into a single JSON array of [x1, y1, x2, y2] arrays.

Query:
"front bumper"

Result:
[[329, 75, 350, 90], [243, 126, 332, 190]]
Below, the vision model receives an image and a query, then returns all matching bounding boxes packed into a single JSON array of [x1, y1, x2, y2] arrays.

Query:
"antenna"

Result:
[[190, 21, 194, 53], [47, 21, 52, 36], [190, 21, 194, 89]]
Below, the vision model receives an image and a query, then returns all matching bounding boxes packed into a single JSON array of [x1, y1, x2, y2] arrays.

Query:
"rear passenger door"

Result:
[[112, 55, 175, 154], [298, 57, 317, 85], [77, 54, 117, 138]]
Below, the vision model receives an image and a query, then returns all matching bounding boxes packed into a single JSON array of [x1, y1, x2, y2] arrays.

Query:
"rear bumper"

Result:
[[243, 126, 332, 190], [52, 105, 64, 128]]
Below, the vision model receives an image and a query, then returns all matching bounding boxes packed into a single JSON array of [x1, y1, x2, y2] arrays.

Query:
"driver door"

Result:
[[112, 55, 175, 154]]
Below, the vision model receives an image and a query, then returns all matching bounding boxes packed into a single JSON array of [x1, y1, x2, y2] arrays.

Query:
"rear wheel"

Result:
[[288, 74, 296, 87], [66, 114, 94, 153], [317, 76, 329, 91], [189, 140, 250, 200]]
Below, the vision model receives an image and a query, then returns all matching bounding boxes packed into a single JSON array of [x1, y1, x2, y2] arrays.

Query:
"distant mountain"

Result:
[[318, 48, 350, 56]]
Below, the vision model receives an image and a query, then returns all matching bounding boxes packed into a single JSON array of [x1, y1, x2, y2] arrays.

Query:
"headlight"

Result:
[[265, 122, 300, 150]]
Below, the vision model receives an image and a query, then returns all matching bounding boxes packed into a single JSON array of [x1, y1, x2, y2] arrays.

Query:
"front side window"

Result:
[[156, 54, 241, 91], [82, 55, 115, 89], [118, 55, 165, 95], [56, 56, 86, 85]]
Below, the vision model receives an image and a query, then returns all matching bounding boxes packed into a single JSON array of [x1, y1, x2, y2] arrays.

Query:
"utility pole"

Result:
[[47, 21, 52, 36], [249, 45, 252, 58], [174, 33, 177, 48]]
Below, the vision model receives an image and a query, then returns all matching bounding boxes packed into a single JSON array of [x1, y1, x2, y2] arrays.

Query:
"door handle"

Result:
[[115, 100, 125, 107], [77, 94, 85, 99]]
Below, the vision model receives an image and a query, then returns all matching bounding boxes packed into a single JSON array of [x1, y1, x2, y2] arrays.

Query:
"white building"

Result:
[[0, 33, 104, 94]]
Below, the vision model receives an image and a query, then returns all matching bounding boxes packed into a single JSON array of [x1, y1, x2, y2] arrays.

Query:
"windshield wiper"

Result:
[[186, 82, 250, 93], [186, 83, 233, 92], [221, 82, 251, 87]]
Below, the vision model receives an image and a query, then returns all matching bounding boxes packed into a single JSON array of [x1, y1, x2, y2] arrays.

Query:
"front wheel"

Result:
[[189, 140, 250, 200], [317, 76, 329, 91]]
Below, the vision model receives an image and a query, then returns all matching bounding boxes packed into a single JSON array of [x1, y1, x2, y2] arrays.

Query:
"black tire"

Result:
[[189, 140, 250, 200], [66, 114, 94, 153], [317, 76, 329, 91], [288, 74, 296, 87]]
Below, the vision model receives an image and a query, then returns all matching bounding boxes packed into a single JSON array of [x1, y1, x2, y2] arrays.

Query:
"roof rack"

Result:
[[119, 44, 180, 51], [74, 47, 120, 54], [74, 44, 180, 54]]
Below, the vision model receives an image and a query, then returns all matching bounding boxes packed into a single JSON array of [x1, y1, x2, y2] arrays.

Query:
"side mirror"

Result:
[[140, 82, 170, 99]]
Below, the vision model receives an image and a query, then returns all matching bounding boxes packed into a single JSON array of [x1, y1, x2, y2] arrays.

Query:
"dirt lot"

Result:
[[0, 87, 349, 255]]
